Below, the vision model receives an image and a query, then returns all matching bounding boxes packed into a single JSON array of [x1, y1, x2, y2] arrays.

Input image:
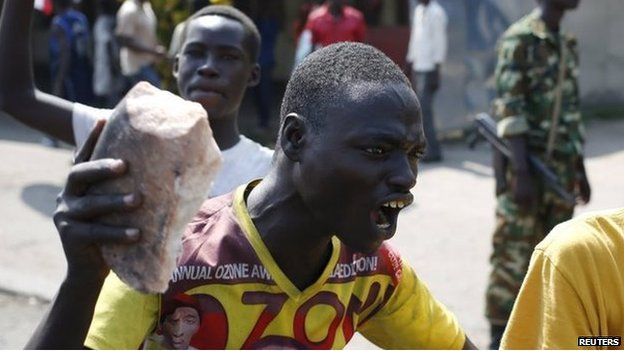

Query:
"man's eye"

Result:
[[184, 49, 203, 57], [222, 53, 239, 61], [365, 146, 386, 155], [408, 148, 425, 159]]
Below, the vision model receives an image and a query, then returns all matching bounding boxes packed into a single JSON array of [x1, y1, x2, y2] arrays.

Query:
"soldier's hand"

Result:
[[54, 120, 142, 282], [575, 158, 591, 204], [576, 174, 591, 205], [513, 170, 536, 213]]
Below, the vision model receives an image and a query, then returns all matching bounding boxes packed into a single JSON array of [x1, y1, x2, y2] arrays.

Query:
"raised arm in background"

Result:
[[0, 0, 75, 144]]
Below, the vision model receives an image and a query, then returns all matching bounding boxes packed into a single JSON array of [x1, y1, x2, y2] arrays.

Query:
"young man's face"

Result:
[[163, 306, 201, 349], [174, 15, 259, 121], [294, 83, 425, 253]]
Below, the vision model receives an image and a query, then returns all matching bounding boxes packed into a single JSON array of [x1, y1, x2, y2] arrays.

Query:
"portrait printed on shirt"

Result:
[[143, 293, 207, 350]]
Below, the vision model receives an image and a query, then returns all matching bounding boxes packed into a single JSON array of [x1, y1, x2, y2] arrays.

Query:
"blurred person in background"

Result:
[[486, 0, 590, 348], [46, 0, 93, 147], [406, 0, 447, 162], [293, 2, 315, 43], [93, 0, 123, 108], [116, 0, 166, 89], [251, 0, 283, 130], [294, 0, 365, 67]]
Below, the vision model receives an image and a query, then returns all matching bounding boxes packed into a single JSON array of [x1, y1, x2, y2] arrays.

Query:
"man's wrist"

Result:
[[65, 268, 108, 288]]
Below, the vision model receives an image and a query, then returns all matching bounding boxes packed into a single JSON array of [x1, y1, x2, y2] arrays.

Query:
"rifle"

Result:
[[471, 113, 576, 206]]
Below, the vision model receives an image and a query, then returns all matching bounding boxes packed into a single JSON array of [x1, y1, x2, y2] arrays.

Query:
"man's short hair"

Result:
[[179, 5, 261, 62], [280, 42, 412, 133]]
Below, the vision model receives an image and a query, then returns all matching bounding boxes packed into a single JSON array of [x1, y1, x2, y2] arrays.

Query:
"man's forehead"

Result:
[[323, 82, 423, 138], [342, 82, 420, 117], [186, 15, 245, 41]]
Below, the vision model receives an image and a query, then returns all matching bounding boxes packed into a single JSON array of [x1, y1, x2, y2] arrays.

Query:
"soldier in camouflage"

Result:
[[486, 0, 591, 348]]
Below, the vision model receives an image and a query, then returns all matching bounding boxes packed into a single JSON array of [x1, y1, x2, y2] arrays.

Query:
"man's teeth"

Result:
[[376, 222, 391, 229], [381, 200, 407, 209]]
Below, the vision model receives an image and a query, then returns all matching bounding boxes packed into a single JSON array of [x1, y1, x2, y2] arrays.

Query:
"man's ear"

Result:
[[247, 63, 261, 88], [172, 55, 180, 79], [280, 113, 307, 162]]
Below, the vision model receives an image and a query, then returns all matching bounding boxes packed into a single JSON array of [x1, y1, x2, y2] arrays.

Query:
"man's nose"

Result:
[[198, 56, 219, 78], [387, 157, 417, 192]]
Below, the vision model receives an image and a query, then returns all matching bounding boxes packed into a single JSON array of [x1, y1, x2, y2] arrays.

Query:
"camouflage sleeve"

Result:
[[493, 36, 530, 138], [563, 37, 586, 153]]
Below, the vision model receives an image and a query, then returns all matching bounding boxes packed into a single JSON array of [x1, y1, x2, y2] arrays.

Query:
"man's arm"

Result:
[[359, 260, 470, 349], [25, 121, 142, 348], [0, 0, 75, 144], [508, 135, 536, 212], [492, 36, 536, 211], [116, 35, 166, 58], [115, 8, 165, 59], [575, 156, 591, 204]]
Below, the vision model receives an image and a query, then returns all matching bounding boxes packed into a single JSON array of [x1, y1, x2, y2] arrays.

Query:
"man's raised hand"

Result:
[[54, 119, 142, 282]]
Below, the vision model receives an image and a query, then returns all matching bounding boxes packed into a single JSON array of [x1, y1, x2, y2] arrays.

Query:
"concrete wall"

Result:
[[567, 1, 624, 105], [435, 0, 624, 131]]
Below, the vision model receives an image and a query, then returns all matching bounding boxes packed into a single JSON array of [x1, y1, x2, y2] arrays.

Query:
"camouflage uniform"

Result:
[[486, 9, 585, 327]]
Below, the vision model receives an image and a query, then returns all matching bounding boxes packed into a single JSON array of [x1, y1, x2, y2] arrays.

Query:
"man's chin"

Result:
[[341, 236, 383, 254]]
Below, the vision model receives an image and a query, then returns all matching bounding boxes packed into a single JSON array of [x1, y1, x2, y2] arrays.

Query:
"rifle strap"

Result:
[[546, 39, 567, 161]]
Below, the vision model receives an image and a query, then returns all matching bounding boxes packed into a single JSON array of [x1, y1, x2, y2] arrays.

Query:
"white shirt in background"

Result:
[[72, 103, 273, 198], [406, 0, 448, 72], [116, 0, 158, 76]]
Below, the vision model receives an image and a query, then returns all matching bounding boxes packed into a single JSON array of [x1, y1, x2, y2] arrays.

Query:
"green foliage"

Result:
[[151, 0, 189, 91]]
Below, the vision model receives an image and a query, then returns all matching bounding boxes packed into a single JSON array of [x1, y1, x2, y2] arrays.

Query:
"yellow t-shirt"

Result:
[[86, 183, 465, 349], [502, 208, 624, 349]]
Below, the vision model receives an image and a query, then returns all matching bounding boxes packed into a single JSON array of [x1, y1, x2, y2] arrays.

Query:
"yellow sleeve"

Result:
[[84, 272, 160, 349], [501, 249, 591, 349], [358, 261, 465, 349]]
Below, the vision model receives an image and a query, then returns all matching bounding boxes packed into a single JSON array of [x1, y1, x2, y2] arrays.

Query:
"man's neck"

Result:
[[210, 112, 241, 150], [539, 4, 565, 32], [246, 168, 334, 291]]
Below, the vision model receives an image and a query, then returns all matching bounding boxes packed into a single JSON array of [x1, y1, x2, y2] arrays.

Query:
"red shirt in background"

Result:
[[305, 4, 366, 47]]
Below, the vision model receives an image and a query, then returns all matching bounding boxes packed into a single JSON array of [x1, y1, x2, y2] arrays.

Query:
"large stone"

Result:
[[90, 82, 222, 293]]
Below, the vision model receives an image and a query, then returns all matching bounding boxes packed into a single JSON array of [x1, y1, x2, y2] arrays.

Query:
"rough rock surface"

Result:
[[90, 82, 222, 293]]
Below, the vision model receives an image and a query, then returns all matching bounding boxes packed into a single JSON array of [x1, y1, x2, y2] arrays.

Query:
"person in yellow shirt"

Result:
[[502, 208, 624, 349]]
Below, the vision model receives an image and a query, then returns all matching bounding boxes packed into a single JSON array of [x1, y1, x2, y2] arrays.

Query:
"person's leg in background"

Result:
[[486, 182, 545, 349], [414, 70, 442, 161]]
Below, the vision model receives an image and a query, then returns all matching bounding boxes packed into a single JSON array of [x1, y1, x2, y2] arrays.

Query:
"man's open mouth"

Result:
[[371, 199, 410, 231]]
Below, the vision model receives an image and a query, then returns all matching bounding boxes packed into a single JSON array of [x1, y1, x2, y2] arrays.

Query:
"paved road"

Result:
[[1, 112, 623, 349]]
